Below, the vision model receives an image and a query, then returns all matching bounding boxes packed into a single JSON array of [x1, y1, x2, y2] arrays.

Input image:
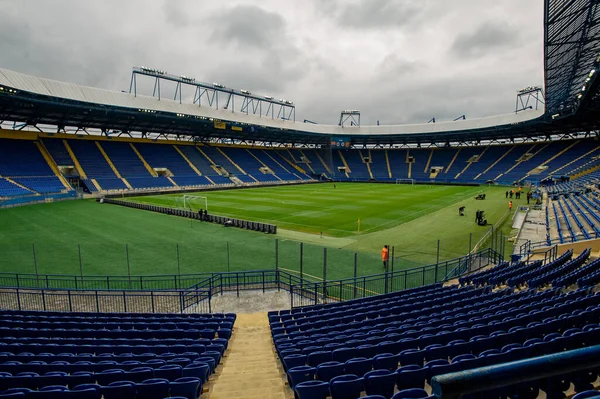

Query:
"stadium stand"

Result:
[[270, 249, 600, 399], [0, 310, 235, 398], [3, 134, 600, 198], [0, 139, 72, 196]]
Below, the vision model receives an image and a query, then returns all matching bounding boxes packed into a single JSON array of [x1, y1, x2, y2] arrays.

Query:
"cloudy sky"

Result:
[[1, 0, 544, 126]]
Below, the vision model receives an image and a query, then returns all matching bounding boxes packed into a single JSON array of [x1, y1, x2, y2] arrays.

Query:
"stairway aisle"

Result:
[[204, 313, 291, 399]]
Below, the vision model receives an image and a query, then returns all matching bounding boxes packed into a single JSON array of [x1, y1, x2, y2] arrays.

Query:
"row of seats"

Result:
[[0, 309, 235, 399], [1, 377, 202, 399], [270, 249, 600, 399]]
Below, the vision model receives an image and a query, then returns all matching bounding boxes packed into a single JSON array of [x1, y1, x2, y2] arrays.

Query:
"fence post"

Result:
[[322, 248, 327, 301], [123, 291, 127, 312], [95, 291, 100, 313], [32, 243, 39, 285], [126, 244, 131, 289], [353, 253, 358, 299], [299, 242, 303, 280], [435, 240, 440, 282], [176, 243, 181, 277], [68, 290, 72, 312], [78, 244, 84, 283], [16, 288, 21, 311], [275, 239, 280, 292], [151, 291, 155, 313], [290, 284, 294, 308], [227, 241, 231, 273], [469, 233, 472, 254], [41, 290, 46, 311]]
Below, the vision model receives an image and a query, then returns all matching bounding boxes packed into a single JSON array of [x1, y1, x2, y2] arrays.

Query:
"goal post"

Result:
[[182, 195, 208, 212], [395, 178, 415, 185]]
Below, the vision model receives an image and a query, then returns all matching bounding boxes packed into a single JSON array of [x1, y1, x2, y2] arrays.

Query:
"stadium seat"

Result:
[[294, 380, 330, 399], [100, 381, 137, 399], [329, 374, 363, 399], [136, 378, 170, 399], [364, 370, 397, 398], [392, 388, 430, 399]]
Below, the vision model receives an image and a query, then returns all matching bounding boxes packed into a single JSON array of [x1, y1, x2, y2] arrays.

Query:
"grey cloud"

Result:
[[451, 22, 517, 58], [378, 54, 420, 77], [0, 0, 543, 126], [210, 5, 286, 49], [322, 0, 421, 30]]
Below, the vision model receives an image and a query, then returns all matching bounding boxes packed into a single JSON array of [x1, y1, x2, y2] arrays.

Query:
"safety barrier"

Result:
[[100, 197, 277, 234]]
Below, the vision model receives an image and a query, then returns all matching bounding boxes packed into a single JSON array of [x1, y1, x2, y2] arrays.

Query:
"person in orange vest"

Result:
[[381, 245, 389, 269], [509, 200, 513, 211]]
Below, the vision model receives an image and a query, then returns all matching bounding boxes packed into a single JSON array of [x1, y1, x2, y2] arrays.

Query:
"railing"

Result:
[[0, 288, 211, 314], [432, 345, 600, 399], [471, 209, 511, 253], [0, 248, 500, 313], [529, 231, 600, 249], [288, 248, 501, 308]]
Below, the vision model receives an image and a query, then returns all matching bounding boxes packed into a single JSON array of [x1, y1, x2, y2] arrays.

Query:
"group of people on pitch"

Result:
[[197, 208, 209, 221]]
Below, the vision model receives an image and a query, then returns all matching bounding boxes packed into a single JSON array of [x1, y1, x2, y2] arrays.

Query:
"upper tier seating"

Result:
[[100, 142, 150, 178], [0, 139, 54, 177]]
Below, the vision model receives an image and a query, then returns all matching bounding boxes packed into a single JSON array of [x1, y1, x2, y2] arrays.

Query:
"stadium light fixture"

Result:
[[241, 89, 250, 94], [212, 82, 224, 88], [264, 95, 273, 100]]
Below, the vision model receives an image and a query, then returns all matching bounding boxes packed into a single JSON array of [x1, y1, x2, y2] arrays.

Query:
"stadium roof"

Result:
[[1, 0, 600, 146], [545, 0, 600, 117]]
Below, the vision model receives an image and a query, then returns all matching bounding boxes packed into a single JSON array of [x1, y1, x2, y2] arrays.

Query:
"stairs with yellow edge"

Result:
[[203, 313, 291, 399]]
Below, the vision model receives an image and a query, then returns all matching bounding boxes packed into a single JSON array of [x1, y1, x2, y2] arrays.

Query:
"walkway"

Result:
[[204, 313, 292, 399]]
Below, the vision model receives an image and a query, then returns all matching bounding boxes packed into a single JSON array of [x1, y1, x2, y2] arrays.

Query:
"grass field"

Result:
[[0, 183, 518, 282]]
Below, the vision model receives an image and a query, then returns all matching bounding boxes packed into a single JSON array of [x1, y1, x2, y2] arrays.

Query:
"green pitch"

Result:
[[0, 183, 515, 283]]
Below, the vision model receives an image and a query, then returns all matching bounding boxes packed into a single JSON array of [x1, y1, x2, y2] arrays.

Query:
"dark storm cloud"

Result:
[[210, 5, 286, 48], [451, 22, 518, 58]]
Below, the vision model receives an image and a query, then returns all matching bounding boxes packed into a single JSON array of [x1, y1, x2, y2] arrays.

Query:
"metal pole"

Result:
[[176, 243, 181, 277], [299, 242, 303, 279], [32, 243, 39, 283], [391, 246, 395, 292], [322, 248, 327, 300], [227, 241, 230, 273], [469, 233, 472, 254], [126, 244, 131, 288], [78, 244, 83, 280], [275, 239, 279, 271], [435, 240, 440, 282], [353, 253, 358, 299]]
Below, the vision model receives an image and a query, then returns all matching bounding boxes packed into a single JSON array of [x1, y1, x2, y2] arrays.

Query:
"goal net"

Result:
[[396, 178, 415, 185], [168, 195, 208, 212]]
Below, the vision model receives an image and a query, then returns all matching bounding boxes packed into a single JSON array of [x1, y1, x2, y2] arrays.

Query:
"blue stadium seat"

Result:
[[294, 380, 330, 399], [329, 374, 363, 399]]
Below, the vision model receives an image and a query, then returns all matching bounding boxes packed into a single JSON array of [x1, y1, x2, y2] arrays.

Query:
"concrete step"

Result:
[[203, 312, 289, 399]]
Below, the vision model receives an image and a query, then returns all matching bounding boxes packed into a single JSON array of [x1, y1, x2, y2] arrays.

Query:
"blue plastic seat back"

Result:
[[329, 374, 363, 399], [392, 388, 430, 399], [100, 381, 136, 399], [295, 380, 330, 399], [364, 370, 397, 398], [168, 377, 201, 399], [316, 362, 345, 382], [136, 378, 170, 399]]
